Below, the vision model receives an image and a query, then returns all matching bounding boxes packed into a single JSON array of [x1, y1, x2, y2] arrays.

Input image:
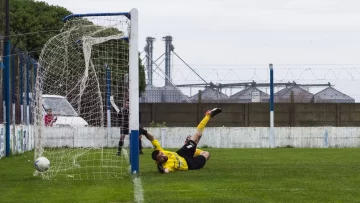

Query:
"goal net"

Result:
[[33, 10, 139, 180]]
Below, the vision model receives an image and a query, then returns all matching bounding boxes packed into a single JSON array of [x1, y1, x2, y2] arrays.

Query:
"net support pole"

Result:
[[20, 54, 23, 124], [32, 62, 37, 125], [106, 65, 111, 128], [11, 55, 15, 126], [33, 62, 37, 88], [106, 64, 111, 145], [129, 8, 140, 174], [269, 63, 275, 148], [26, 57, 30, 125], [11, 55, 15, 153], [4, 0, 11, 157]]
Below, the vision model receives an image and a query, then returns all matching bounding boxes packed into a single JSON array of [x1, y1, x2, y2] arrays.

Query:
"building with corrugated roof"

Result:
[[274, 85, 313, 103], [229, 86, 269, 103], [315, 86, 355, 103], [140, 84, 191, 103], [189, 87, 228, 103]]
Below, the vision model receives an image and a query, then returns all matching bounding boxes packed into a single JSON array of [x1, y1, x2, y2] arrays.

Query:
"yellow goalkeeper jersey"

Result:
[[151, 139, 188, 172]]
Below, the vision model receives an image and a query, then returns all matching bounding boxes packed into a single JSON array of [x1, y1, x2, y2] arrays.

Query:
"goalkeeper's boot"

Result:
[[184, 135, 191, 144], [206, 108, 222, 118]]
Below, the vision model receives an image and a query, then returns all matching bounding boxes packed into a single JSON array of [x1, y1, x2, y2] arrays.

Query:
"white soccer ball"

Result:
[[34, 157, 50, 172]]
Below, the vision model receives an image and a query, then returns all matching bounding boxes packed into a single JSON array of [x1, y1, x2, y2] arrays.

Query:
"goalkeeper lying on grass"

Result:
[[139, 108, 222, 173]]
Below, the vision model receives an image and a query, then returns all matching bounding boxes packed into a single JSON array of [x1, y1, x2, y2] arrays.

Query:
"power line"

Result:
[[172, 51, 208, 85]]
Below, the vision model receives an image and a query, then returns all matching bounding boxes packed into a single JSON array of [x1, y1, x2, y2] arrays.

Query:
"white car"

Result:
[[42, 95, 88, 127]]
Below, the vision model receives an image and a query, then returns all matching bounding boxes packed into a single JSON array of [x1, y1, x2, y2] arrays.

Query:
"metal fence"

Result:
[[0, 36, 37, 125]]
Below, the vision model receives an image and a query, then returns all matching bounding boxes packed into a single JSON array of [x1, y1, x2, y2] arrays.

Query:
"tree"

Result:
[[0, 0, 5, 35], [9, 0, 72, 59], [7, 0, 145, 93], [139, 56, 146, 96]]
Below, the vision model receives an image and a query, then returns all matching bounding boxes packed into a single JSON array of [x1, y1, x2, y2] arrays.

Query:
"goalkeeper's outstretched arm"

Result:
[[140, 127, 170, 173], [139, 127, 154, 141]]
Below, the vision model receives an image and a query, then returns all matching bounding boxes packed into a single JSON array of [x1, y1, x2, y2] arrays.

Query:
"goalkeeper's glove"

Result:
[[157, 163, 165, 173], [139, 125, 148, 136]]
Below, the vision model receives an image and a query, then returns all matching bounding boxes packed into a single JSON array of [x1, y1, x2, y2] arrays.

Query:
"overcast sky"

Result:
[[38, 0, 360, 99]]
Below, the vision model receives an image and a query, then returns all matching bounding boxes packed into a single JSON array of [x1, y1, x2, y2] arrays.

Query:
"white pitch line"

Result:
[[122, 148, 144, 203], [133, 175, 144, 203]]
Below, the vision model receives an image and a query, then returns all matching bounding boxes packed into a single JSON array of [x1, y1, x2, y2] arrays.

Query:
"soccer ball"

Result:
[[34, 157, 50, 172]]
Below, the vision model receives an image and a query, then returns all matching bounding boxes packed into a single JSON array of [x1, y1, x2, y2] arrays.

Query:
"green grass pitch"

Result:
[[1, 148, 360, 202]]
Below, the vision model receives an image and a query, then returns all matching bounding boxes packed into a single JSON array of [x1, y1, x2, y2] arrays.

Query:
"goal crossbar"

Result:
[[62, 12, 132, 22]]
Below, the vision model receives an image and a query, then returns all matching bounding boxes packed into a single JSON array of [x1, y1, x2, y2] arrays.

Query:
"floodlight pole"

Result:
[[3, 0, 11, 157]]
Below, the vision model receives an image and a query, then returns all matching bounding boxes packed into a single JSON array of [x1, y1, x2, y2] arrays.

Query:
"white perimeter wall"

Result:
[[0, 125, 33, 159], [1, 125, 360, 159], [144, 127, 360, 149]]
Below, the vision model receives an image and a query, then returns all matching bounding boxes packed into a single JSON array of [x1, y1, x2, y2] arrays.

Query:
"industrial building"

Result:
[[229, 86, 269, 103], [189, 87, 228, 103], [140, 35, 355, 104], [314, 86, 355, 103]]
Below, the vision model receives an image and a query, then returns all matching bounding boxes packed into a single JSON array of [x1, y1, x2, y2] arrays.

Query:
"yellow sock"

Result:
[[194, 149, 203, 156], [197, 115, 210, 132]]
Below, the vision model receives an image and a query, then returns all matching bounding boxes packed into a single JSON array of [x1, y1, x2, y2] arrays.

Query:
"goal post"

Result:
[[128, 9, 140, 174], [34, 9, 139, 179]]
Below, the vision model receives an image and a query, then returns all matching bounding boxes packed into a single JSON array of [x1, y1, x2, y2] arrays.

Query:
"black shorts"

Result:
[[121, 126, 129, 135], [176, 140, 206, 170]]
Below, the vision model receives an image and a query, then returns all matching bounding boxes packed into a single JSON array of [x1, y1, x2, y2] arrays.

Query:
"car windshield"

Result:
[[43, 97, 78, 117]]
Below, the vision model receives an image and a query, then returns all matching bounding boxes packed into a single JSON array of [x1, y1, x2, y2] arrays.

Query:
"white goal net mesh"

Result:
[[33, 14, 133, 180]]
